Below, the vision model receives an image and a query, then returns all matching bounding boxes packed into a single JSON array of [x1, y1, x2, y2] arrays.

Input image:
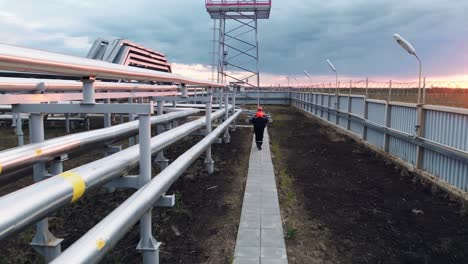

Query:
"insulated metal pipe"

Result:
[[0, 77, 178, 92], [0, 107, 231, 239], [0, 44, 224, 87], [0, 109, 199, 175], [51, 110, 242, 263]]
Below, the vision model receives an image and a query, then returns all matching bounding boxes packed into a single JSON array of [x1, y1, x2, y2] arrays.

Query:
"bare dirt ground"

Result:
[[267, 105, 468, 264], [0, 115, 252, 264]]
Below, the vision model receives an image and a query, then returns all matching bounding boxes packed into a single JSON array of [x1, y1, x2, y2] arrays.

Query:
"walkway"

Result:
[[233, 128, 288, 264]]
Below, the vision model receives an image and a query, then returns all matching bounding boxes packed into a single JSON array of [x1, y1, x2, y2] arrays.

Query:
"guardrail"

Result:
[[291, 91, 468, 199]]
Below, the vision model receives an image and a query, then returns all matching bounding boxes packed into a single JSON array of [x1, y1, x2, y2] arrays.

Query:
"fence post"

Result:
[[415, 77, 427, 170], [422, 77, 427, 104], [362, 78, 369, 140], [365, 77, 369, 98], [335, 81, 340, 125], [347, 80, 352, 130], [383, 102, 392, 153], [388, 80, 392, 102]]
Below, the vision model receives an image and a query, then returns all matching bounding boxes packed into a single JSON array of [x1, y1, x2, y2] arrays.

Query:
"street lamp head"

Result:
[[326, 59, 336, 72], [393, 34, 416, 55]]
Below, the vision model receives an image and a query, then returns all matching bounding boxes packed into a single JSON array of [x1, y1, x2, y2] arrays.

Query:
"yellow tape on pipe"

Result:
[[96, 239, 106, 250], [59, 171, 86, 202]]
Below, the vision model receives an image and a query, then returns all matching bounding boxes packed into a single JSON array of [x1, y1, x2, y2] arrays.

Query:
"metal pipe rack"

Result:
[[0, 106, 231, 239], [0, 43, 232, 263], [52, 110, 242, 263]]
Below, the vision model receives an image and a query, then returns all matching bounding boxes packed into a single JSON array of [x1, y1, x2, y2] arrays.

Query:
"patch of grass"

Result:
[[285, 227, 299, 240], [229, 255, 236, 264], [173, 191, 192, 218], [270, 140, 282, 160], [279, 169, 297, 207]]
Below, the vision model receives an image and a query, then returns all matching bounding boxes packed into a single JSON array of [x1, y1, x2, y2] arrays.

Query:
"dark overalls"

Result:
[[250, 113, 269, 150]]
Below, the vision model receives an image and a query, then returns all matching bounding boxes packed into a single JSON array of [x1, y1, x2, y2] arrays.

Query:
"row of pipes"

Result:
[[0, 43, 240, 263]]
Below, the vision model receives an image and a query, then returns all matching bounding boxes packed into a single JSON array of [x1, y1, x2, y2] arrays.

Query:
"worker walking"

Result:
[[250, 106, 269, 150]]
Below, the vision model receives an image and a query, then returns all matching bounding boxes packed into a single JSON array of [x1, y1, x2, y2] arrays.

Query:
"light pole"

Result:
[[393, 34, 422, 104], [326, 59, 338, 95], [304, 70, 312, 88]]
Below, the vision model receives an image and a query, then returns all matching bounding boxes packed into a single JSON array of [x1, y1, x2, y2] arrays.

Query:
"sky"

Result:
[[0, 0, 467, 85]]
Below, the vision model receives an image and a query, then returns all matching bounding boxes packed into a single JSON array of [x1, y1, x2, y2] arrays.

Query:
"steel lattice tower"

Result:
[[206, 0, 271, 89]]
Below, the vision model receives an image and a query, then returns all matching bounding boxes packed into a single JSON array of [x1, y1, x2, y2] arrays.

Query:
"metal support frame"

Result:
[[223, 92, 231, 143], [180, 84, 188, 98], [204, 92, 215, 174], [29, 113, 63, 262], [211, 8, 261, 89], [155, 100, 169, 170], [82, 78, 96, 104], [230, 94, 237, 131], [50, 109, 242, 263], [103, 98, 117, 193], [128, 97, 136, 146], [14, 113, 24, 146], [135, 113, 161, 263], [65, 113, 70, 134]]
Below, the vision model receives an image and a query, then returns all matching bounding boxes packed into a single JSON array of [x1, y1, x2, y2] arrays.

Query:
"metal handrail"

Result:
[[0, 44, 224, 87]]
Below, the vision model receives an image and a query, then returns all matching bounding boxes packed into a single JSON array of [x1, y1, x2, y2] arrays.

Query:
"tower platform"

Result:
[[206, 0, 271, 19]]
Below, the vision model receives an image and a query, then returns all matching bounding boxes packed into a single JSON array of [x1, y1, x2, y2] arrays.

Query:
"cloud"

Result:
[[0, 0, 467, 83]]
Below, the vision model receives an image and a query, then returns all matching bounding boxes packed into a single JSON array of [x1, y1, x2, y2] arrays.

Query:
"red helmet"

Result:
[[257, 106, 263, 111]]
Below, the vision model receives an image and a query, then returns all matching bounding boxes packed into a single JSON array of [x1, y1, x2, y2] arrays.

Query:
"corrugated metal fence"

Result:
[[291, 92, 468, 194]]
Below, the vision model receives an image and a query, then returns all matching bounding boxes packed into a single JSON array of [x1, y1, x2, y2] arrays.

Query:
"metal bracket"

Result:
[[154, 194, 175, 208], [104, 175, 140, 189], [191, 129, 208, 136], [105, 145, 122, 155], [223, 129, 231, 143], [30, 231, 63, 262], [136, 236, 161, 252], [155, 152, 169, 170]]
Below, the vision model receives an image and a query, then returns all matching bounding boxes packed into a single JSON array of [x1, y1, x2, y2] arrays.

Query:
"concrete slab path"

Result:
[[233, 128, 288, 264]]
